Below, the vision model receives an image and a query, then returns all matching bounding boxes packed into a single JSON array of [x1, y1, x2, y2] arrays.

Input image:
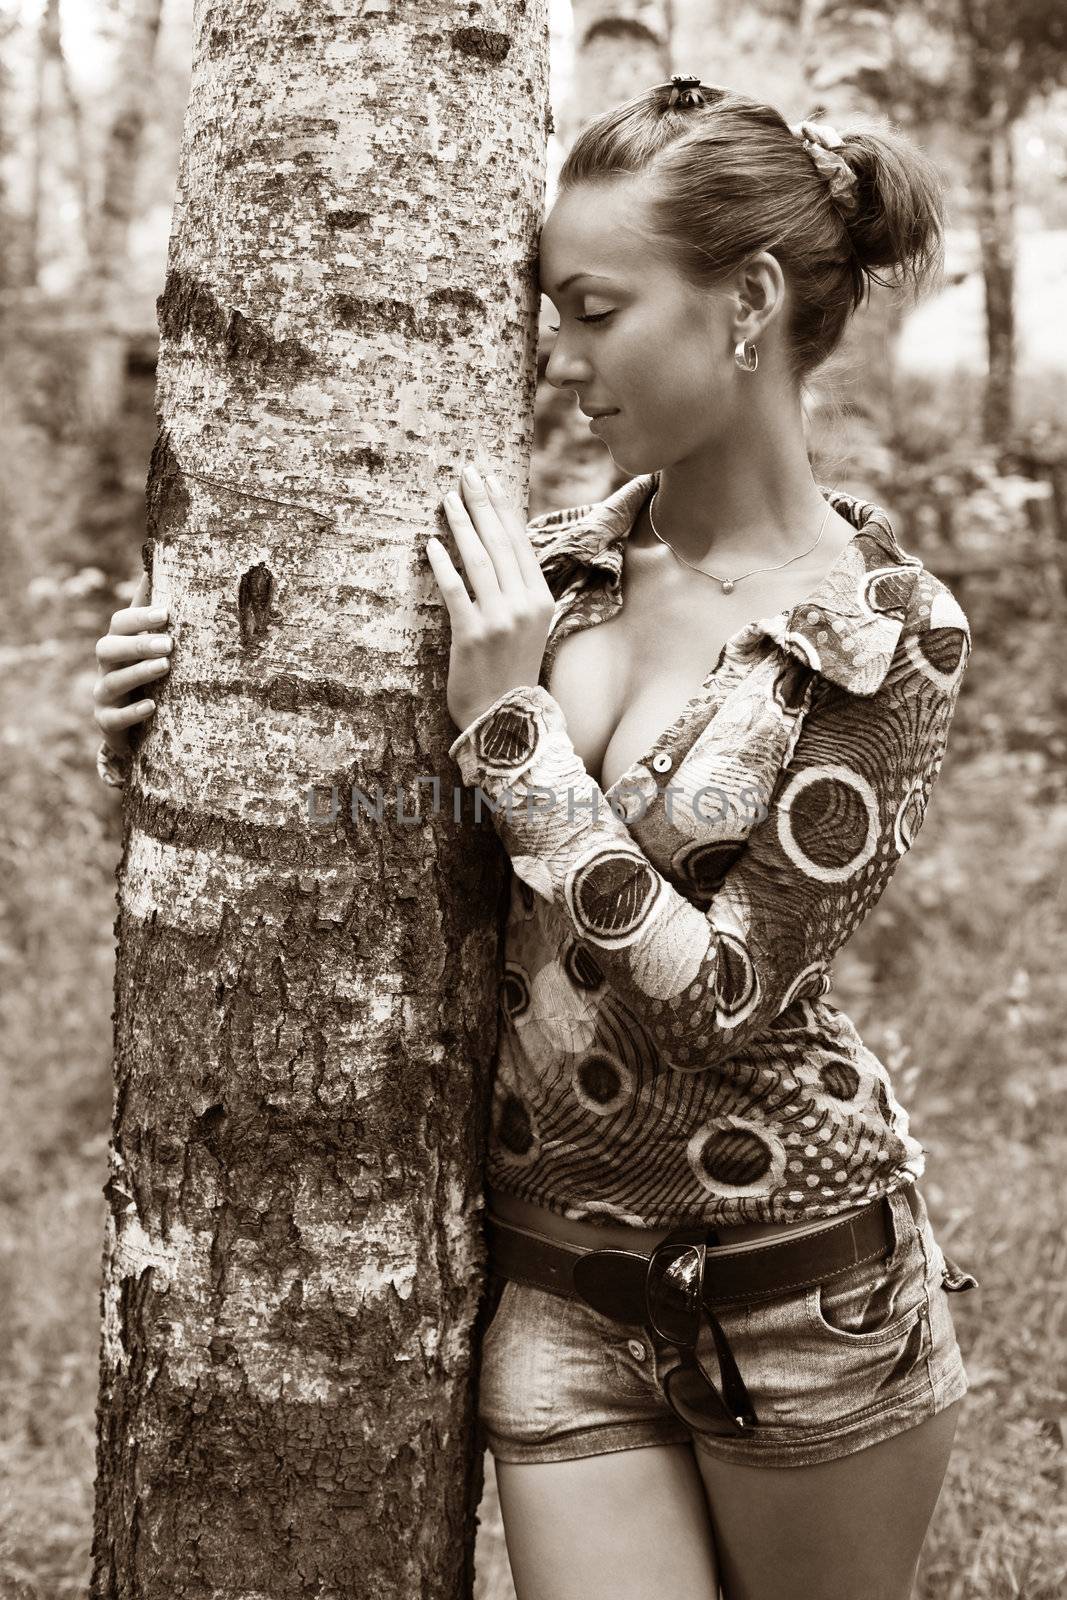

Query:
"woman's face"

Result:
[[538, 174, 750, 474]]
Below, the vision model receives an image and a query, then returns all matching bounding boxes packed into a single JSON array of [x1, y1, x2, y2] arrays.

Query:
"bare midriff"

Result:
[[485, 1184, 876, 1253]]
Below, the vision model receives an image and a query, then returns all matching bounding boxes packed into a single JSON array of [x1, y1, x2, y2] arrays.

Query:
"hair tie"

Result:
[[660, 74, 709, 111], [789, 119, 860, 216]]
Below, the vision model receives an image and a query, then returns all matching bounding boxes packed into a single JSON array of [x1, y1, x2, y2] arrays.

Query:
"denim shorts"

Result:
[[477, 1184, 978, 1469]]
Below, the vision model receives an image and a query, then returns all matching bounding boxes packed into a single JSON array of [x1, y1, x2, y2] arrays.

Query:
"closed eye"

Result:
[[546, 311, 614, 333]]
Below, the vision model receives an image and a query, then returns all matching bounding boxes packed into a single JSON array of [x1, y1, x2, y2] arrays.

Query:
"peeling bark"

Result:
[[90, 3, 550, 1595]]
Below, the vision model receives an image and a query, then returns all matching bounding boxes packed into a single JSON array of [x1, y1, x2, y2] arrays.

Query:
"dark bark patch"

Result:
[[426, 285, 486, 342], [332, 292, 419, 338], [325, 208, 371, 231], [322, 443, 386, 474], [237, 563, 275, 648], [583, 16, 661, 47], [145, 425, 190, 543], [450, 25, 511, 62], [156, 266, 314, 377]]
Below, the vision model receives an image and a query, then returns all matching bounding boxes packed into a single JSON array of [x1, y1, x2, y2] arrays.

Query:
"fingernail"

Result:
[[486, 473, 502, 494], [463, 464, 480, 485], [149, 607, 168, 620]]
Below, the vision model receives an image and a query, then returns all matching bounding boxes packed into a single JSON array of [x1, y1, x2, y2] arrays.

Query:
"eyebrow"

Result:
[[544, 272, 621, 298]]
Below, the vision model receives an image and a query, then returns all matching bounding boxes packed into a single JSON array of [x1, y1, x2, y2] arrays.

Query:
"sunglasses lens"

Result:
[[664, 1353, 745, 1437], [646, 1243, 703, 1345]]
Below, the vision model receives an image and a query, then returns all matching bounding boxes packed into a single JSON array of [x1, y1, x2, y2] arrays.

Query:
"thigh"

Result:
[[693, 1398, 961, 1600], [497, 1442, 721, 1600]]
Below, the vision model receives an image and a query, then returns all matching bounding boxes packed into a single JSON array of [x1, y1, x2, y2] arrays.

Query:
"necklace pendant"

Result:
[[720, 578, 734, 594]]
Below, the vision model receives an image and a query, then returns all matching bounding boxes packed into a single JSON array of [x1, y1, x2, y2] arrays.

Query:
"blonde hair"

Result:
[[557, 82, 946, 388]]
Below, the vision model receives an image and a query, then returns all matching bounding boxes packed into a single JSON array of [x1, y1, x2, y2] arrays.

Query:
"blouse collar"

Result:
[[532, 471, 922, 697]]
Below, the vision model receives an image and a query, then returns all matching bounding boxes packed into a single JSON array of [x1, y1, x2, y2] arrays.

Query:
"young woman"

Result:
[[94, 76, 980, 1600]]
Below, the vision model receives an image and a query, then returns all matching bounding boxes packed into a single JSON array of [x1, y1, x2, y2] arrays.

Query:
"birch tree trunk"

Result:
[[90, 3, 549, 1595], [672, 0, 808, 119], [26, 0, 91, 287], [959, 0, 1017, 443], [798, 0, 899, 490], [81, 0, 165, 433]]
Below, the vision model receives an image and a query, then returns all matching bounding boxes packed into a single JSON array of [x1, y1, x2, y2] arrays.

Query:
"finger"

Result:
[[459, 467, 526, 587], [446, 478, 522, 608], [96, 630, 172, 669], [108, 601, 169, 636], [484, 473, 549, 592], [460, 467, 527, 595], [425, 535, 476, 628], [96, 699, 156, 735], [93, 656, 171, 705]]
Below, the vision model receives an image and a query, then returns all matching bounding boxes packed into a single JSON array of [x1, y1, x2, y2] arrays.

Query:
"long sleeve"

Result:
[[96, 740, 132, 788], [447, 620, 970, 1074]]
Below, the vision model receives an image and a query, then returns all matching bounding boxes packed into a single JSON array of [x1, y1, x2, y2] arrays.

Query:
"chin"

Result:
[[607, 445, 662, 477]]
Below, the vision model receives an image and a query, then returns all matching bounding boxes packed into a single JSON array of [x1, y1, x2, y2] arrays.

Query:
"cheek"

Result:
[[622, 314, 720, 410]]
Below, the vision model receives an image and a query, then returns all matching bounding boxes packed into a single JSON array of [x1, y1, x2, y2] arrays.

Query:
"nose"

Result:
[[543, 331, 592, 391]]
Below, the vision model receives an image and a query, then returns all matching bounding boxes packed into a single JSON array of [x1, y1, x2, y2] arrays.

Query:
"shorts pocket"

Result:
[[804, 1191, 929, 1345]]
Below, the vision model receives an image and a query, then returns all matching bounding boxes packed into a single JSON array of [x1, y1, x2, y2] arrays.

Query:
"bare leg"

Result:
[[692, 1399, 962, 1600], [495, 1440, 721, 1600]]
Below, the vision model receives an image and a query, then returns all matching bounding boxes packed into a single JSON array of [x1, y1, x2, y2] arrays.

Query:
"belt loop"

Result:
[[883, 1190, 900, 1258]]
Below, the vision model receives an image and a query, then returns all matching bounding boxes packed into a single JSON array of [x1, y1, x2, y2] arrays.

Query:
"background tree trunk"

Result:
[[89, 3, 549, 1595], [80, 0, 165, 434], [959, 0, 1018, 443], [798, 0, 900, 492], [672, 0, 807, 116], [27, 0, 91, 288]]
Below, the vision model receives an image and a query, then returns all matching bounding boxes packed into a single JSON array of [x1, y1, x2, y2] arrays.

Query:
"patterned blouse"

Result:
[[96, 470, 972, 1231], [447, 470, 972, 1228]]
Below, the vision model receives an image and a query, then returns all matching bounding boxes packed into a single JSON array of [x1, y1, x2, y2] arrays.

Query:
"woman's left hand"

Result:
[[427, 464, 556, 734]]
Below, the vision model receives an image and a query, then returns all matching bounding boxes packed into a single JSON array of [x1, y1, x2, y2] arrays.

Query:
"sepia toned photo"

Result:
[[1, 1, 1064, 1596]]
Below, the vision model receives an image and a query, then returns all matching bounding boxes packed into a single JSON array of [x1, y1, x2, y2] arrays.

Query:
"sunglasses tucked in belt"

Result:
[[484, 1184, 924, 1439]]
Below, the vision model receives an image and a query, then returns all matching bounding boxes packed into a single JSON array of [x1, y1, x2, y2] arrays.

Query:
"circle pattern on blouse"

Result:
[[776, 763, 880, 884], [565, 847, 665, 945], [474, 699, 542, 772], [687, 1117, 788, 1198]]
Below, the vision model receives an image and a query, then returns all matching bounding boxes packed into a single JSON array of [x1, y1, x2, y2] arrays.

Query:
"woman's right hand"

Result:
[[93, 572, 172, 757]]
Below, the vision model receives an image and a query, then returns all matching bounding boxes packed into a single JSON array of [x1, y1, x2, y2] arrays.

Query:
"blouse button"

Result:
[[806, 608, 820, 623], [652, 752, 672, 773], [816, 629, 829, 643], [627, 1340, 647, 1361]]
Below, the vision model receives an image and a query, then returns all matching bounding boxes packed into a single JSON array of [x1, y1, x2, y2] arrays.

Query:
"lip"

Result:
[[578, 405, 620, 419], [588, 412, 619, 432]]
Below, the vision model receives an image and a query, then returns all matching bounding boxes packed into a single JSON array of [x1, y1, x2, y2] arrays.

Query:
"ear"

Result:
[[734, 253, 785, 336]]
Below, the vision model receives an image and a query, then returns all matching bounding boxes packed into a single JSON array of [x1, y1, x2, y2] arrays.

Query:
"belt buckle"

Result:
[[571, 1245, 655, 1325]]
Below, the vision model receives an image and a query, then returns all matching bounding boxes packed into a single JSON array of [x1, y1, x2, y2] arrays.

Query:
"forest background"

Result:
[[0, 0, 1065, 1596]]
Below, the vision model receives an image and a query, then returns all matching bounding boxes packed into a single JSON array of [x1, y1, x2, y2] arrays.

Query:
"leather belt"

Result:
[[485, 1184, 922, 1329]]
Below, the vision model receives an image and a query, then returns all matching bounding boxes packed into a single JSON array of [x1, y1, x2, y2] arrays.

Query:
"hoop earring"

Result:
[[734, 338, 758, 372]]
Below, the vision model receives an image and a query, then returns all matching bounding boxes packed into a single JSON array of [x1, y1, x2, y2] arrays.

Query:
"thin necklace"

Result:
[[647, 489, 834, 595]]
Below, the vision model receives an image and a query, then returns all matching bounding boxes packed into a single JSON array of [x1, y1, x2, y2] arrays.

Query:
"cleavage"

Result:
[[546, 560, 757, 794]]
